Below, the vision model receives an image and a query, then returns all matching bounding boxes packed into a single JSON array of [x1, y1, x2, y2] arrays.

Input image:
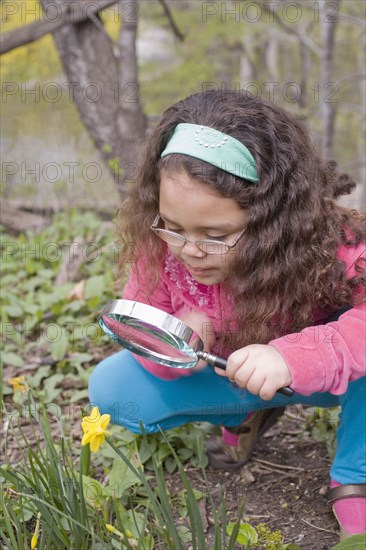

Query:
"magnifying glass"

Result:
[[99, 300, 294, 398]]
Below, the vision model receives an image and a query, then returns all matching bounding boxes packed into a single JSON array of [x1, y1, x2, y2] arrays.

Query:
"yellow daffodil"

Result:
[[81, 406, 110, 452], [7, 375, 28, 393], [31, 512, 41, 549]]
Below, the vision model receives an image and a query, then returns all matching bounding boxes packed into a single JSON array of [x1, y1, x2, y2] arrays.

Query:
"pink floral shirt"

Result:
[[123, 242, 366, 395]]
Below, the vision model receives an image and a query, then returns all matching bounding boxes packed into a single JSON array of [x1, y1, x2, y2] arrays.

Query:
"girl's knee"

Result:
[[88, 352, 134, 420], [88, 356, 116, 407], [88, 352, 162, 432]]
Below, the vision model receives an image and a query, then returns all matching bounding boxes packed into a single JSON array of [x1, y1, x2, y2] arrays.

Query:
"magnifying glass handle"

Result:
[[197, 351, 294, 398], [197, 351, 228, 370]]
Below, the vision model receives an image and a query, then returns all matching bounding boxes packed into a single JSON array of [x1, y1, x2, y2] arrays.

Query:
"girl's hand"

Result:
[[215, 344, 292, 400], [176, 309, 215, 371]]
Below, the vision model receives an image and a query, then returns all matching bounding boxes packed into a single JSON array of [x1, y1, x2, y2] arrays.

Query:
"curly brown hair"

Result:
[[117, 90, 365, 351]]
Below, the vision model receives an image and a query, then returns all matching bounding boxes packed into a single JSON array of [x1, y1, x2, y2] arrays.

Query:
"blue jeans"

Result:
[[89, 350, 366, 485]]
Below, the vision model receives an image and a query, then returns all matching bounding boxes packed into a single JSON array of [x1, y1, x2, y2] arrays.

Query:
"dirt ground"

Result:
[[3, 411, 340, 549], [168, 408, 340, 549], [3, 354, 339, 549]]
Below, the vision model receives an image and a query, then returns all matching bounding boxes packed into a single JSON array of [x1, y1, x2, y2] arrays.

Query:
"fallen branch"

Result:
[[0, 200, 49, 234], [252, 458, 305, 471], [300, 518, 338, 535]]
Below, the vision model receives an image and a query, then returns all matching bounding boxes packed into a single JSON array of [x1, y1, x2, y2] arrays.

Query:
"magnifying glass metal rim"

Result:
[[99, 300, 294, 397], [99, 299, 204, 367]]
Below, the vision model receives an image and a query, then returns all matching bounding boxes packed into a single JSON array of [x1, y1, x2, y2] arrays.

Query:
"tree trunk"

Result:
[[320, 0, 341, 159], [40, 0, 146, 197], [115, 0, 147, 189]]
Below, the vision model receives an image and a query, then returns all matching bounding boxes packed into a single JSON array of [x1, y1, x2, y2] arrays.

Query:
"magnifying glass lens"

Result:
[[100, 314, 198, 368]]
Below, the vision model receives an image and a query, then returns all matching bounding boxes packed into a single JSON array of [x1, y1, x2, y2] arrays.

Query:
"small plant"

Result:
[[226, 521, 302, 549], [331, 533, 366, 549], [305, 406, 339, 459], [1, 395, 301, 550]]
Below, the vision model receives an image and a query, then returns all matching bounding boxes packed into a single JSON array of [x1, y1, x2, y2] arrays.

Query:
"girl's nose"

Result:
[[182, 240, 206, 258]]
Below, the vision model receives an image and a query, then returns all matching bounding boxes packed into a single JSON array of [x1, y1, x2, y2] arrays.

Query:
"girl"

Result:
[[89, 90, 366, 540]]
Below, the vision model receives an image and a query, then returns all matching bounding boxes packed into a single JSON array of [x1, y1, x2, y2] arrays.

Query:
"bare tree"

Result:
[[319, 0, 341, 159], [1, 0, 183, 198], [38, 0, 146, 197]]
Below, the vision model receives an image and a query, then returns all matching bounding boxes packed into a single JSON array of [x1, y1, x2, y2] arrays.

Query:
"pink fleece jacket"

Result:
[[123, 242, 365, 396]]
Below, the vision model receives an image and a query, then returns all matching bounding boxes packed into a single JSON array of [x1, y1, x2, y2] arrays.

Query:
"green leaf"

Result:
[[82, 475, 104, 508], [226, 522, 258, 545], [331, 533, 366, 549], [70, 352, 94, 364], [164, 456, 177, 474], [3, 305, 23, 318], [13, 506, 34, 522], [28, 365, 51, 387], [177, 525, 192, 543], [84, 276, 105, 299], [42, 373, 64, 401], [104, 454, 140, 498], [192, 489, 205, 501], [156, 444, 171, 463], [177, 447, 194, 460], [69, 389, 89, 403], [138, 438, 156, 463], [86, 296, 102, 309], [51, 332, 69, 361], [2, 352, 24, 367]]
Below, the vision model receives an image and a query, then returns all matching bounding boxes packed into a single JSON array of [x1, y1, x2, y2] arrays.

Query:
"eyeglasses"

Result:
[[150, 215, 245, 255]]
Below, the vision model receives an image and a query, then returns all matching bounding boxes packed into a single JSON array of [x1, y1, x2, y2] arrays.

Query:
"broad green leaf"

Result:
[[156, 444, 171, 463], [2, 385, 13, 395], [37, 269, 55, 279], [84, 276, 105, 299], [121, 509, 147, 539], [192, 489, 205, 500], [82, 475, 105, 509], [86, 296, 102, 309], [331, 533, 366, 549], [177, 525, 192, 543], [24, 261, 38, 275], [177, 447, 194, 460], [138, 438, 156, 463], [69, 389, 89, 403], [3, 305, 23, 318], [28, 365, 51, 387], [42, 373, 64, 401], [164, 456, 177, 474], [226, 522, 258, 545], [104, 454, 140, 497], [2, 352, 24, 367], [70, 352, 94, 364], [51, 332, 69, 361]]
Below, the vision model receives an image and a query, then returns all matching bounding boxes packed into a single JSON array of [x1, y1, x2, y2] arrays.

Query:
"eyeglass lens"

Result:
[[152, 229, 229, 254]]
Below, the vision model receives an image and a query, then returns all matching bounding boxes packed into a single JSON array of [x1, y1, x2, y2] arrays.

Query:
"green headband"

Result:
[[161, 123, 259, 183]]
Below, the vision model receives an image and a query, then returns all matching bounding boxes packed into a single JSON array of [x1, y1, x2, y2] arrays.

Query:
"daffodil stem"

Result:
[[80, 443, 91, 476], [102, 503, 109, 523]]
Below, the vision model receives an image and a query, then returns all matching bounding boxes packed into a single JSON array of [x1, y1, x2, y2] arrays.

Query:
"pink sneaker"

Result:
[[328, 481, 366, 541]]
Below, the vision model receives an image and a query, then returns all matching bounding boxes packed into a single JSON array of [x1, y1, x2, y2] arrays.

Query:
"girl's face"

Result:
[[159, 170, 247, 285]]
